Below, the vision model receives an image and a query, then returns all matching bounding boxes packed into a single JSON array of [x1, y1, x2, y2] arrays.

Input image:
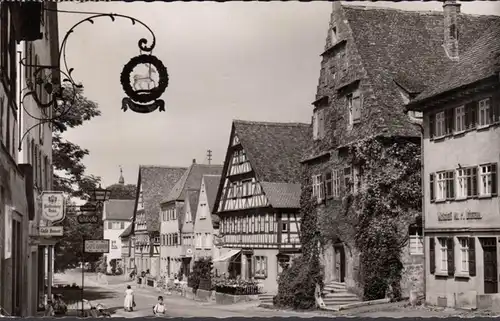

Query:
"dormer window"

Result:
[[330, 26, 338, 44], [312, 108, 325, 140], [347, 89, 361, 126]]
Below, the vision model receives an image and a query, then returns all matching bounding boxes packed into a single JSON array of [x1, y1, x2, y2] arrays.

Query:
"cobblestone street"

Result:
[[52, 269, 497, 318]]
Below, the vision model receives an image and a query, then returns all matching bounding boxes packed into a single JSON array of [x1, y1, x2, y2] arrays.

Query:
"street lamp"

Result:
[[91, 184, 111, 203]]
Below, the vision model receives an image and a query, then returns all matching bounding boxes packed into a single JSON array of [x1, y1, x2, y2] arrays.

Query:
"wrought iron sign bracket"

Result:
[[18, 10, 169, 151]]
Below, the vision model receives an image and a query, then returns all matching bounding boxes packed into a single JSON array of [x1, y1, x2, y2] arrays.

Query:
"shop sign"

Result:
[[437, 210, 482, 222], [40, 191, 65, 223], [39, 226, 64, 237], [84, 239, 110, 253]]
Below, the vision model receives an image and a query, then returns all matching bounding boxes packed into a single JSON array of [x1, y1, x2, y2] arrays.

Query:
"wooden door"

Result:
[[246, 255, 253, 280], [481, 238, 498, 294], [334, 245, 346, 283]]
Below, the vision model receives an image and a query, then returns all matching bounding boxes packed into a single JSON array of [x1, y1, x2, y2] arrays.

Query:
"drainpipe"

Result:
[[408, 111, 425, 300]]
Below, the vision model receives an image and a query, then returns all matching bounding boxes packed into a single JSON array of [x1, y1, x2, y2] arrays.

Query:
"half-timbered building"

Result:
[[212, 120, 310, 293], [130, 165, 186, 285], [159, 160, 222, 280]]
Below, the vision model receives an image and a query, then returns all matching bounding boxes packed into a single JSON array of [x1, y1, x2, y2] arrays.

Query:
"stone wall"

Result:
[[0, 142, 29, 316], [399, 246, 424, 299]]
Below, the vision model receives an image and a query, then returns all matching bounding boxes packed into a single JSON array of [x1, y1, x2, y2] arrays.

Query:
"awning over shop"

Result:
[[213, 249, 241, 263]]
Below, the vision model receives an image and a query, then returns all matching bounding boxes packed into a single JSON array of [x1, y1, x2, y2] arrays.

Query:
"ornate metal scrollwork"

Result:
[[18, 11, 168, 150]]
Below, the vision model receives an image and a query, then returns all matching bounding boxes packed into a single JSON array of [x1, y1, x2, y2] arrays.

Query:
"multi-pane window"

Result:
[[435, 111, 446, 137], [254, 256, 267, 278], [456, 168, 468, 199], [312, 174, 323, 200], [332, 169, 341, 198], [455, 106, 465, 132], [478, 98, 491, 126], [439, 238, 448, 273], [479, 163, 497, 197], [204, 233, 212, 249], [409, 227, 423, 255], [459, 238, 469, 273], [435, 171, 454, 201]]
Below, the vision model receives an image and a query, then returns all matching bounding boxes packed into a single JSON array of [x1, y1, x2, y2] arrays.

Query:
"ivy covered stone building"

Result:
[[407, 21, 500, 309], [301, 1, 499, 304]]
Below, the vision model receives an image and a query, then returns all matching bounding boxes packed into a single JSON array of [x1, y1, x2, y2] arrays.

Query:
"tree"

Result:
[[52, 84, 102, 272], [52, 83, 101, 198], [106, 183, 137, 200], [54, 205, 104, 273]]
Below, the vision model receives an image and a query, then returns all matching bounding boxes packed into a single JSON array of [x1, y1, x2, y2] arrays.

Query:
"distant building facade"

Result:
[[130, 165, 186, 285], [192, 175, 222, 262], [159, 161, 222, 280], [103, 199, 134, 273]]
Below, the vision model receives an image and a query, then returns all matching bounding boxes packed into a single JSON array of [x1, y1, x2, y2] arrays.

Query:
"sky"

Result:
[[57, 1, 500, 188]]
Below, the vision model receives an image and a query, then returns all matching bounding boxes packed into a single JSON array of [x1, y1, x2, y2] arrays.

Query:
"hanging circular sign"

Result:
[[120, 54, 169, 113]]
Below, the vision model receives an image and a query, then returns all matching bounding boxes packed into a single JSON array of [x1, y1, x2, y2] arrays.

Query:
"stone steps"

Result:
[[321, 282, 361, 308], [258, 293, 275, 305]]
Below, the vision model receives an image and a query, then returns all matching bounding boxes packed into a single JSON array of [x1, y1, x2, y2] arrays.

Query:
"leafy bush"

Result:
[[275, 169, 324, 310], [187, 257, 213, 291], [96, 255, 108, 274]]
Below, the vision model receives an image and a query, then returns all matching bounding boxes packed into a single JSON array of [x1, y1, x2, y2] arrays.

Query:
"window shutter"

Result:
[[429, 113, 435, 138], [469, 101, 478, 129], [472, 167, 478, 197], [430, 173, 435, 202], [445, 108, 454, 134], [318, 109, 325, 138], [352, 95, 361, 121], [492, 92, 500, 123], [253, 257, 256, 276], [468, 237, 476, 277], [492, 163, 498, 196], [264, 256, 268, 278], [447, 237, 455, 276], [429, 237, 435, 274], [312, 113, 318, 140]]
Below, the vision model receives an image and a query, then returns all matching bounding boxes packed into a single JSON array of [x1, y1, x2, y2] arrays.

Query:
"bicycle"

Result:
[[78, 299, 111, 318]]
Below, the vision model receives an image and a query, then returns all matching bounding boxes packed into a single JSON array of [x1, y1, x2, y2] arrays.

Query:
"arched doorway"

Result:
[[334, 243, 346, 283]]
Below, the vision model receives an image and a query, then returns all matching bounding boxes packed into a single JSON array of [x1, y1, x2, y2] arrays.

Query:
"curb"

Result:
[[321, 298, 391, 312]]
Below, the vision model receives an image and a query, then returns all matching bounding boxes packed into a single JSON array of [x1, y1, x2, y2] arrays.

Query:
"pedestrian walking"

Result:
[[124, 285, 135, 312], [152, 296, 166, 316]]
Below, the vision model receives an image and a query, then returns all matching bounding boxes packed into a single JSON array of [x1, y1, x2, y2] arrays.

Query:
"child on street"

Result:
[[152, 296, 166, 316]]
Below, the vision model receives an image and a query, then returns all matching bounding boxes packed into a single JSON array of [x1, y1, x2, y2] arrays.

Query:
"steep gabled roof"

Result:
[[120, 224, 133, 238], [233, 120, 311, 183], [162, 164, 223, 204], [410, 20, 500, 106], [340, 4, 500, 136], [136, 165, 187, 233], [104, 199, 135, 221], [202, 174, 222, 225]]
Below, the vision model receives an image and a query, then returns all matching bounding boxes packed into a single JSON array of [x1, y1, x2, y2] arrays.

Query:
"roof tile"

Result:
[[104, 199, 135, 221], [233, 120, 311, 183], [411, 20, 500, 104], [138, 166, 187, 233], [260, 182, 301, 209]]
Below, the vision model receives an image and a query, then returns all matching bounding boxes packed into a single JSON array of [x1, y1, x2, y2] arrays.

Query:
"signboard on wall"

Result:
[[40, 191, 65, 223], [4, 205, 12, 259], [39, 226, 64, 237], [84, 239, 110, 253]]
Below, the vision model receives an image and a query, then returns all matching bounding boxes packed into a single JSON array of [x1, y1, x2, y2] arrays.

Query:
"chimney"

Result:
[[192, 159, 196, 164], [443, 0, 461, 61]]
